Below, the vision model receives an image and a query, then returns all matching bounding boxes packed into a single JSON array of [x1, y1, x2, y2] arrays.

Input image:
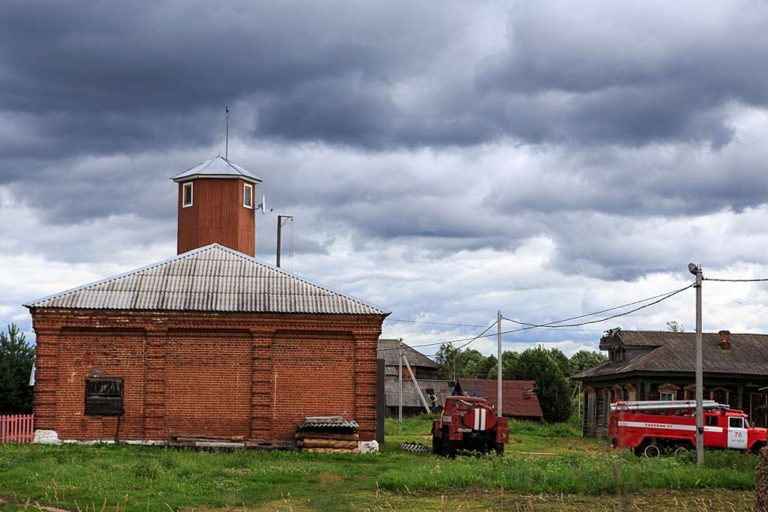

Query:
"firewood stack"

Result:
[[296, 416, 359, 453]]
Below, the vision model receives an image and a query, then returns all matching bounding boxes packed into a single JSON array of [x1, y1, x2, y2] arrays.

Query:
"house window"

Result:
[[586, 388, 596, 429], [658, 383, 679, 401], [243, 183, 253, 208], [182, 182, 193, 208], [710, 388, 730, 406], [85, 378, 124, 416]]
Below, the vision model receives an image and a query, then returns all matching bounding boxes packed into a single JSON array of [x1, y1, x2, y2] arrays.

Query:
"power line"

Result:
[[704, 277, 768, 282], [380, 283, 692, 353], [502, 284, 693, 329], [387, 318, 488, 328]]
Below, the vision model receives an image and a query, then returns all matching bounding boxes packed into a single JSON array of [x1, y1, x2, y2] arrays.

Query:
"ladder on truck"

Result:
[[610, 400, 728, 413]]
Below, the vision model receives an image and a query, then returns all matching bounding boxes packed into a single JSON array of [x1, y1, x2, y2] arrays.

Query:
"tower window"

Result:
[[243, 183, 253, 209], [182, 182, 193, 208]]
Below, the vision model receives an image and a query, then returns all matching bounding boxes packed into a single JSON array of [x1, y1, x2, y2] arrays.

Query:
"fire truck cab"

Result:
[[609, 400, 767, 457]]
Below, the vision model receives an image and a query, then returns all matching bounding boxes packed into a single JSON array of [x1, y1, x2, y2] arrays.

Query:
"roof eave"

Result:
[[171, 174, 263, 184]]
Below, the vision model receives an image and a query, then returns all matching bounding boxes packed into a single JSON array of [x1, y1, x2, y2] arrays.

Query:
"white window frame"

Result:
[[243, 183, 253, 209], [182, 182, 193, 208], [659, 391, 675, 401]]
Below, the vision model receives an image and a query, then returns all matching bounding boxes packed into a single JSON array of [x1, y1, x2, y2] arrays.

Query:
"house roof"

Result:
[[572, 329, 768, 380], [456, 378, 543, 419], [377, 339, 437, 369], [25, 244, 388, 315], [171, 156, 263, 184]]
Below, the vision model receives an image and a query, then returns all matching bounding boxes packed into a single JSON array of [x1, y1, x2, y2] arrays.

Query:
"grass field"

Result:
[[0, 416, 759, 511]]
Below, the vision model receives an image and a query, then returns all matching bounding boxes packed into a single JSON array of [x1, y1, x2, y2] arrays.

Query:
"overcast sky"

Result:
[[3, 0, 768, 357]]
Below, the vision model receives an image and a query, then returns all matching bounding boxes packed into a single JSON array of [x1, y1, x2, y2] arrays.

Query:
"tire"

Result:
[[750, 442, 766, 455], [432, 435, 443, 456], [673, 445, 690, 458], [641, 443, 661, 458], [495, 443, 505, 456]]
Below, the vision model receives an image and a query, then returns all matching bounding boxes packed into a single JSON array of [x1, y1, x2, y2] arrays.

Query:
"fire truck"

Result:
[[432, 396, 509, 457], [609, 400, 767, 457]]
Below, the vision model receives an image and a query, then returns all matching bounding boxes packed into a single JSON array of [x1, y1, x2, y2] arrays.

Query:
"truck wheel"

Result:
[[443, 437, 457, 459], [641, 443, 661, 458], [495, 443, 505, 456], [432, 435, 443, 456], [673, 445, 690, 458]]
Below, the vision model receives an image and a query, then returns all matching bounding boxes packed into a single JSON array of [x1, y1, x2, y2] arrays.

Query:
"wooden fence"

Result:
[[0, 414, 34, 444]]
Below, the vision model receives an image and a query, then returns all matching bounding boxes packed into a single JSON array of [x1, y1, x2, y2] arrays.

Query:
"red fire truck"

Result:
[[609, 400, 767, 457], [432, 396, 509, 457]]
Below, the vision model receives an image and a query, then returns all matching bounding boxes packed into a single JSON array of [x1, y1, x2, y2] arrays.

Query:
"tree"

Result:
[[569, 350, 608, 375], [516, 348, 572, 422], [435, 344, 496, 379], [0, 324, 34, 414], [545, 348, 571, 377]]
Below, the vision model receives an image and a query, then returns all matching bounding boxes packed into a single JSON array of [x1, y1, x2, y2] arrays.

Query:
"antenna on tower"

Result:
[[225, 106, 230, 160]]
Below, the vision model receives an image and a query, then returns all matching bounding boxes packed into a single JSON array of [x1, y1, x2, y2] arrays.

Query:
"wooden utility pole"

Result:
[[276, 215, 293, 268]]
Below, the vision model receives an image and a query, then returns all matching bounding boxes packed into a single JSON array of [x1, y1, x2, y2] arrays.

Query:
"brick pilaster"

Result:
[[250, 329, 273, 442], [143, 328, 167, 440]]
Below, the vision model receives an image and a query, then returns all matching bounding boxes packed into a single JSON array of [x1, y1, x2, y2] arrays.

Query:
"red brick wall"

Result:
[[271, 331, 355, 439], [55, 329, 146, 440], [30, 309, 384, 443], [165, 331, 252, 437]]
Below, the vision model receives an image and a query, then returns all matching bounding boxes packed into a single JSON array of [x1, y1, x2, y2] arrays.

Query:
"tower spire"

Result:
[[225, 106, 230, 160]]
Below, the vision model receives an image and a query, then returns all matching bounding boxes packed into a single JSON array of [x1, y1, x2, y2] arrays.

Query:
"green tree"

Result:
[[0, 324, 34, 414], [569, 350, 608, 375], [545, 348, 570, 377], [516, 348, 572, 422]]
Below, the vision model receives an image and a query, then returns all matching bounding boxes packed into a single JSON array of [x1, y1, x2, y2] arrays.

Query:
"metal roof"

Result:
[[573, 330, 768, 379], [25, 244, 388, 315], [456, 378, 543, 419], [377, 339, 437, 369], [171, 156, 263, 184]]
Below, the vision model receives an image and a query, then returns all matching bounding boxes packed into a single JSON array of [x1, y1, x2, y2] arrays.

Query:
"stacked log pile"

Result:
[[296, 416, 359, 454]]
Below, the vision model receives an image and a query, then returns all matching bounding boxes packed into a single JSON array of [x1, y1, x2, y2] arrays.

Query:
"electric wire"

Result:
[[502, 284, 693, 328], [704, 277, 768, 282], [379, 283, 693, 352]]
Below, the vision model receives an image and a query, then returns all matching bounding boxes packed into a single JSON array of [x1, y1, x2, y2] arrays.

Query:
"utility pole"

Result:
[[398, 340, 403, 421], [276, 215, 293, 268], [689, 263, 704, 465], [497, 310, 502, 417]]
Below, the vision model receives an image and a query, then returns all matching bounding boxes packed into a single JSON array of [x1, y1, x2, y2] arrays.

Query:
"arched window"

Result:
[[626, 384, 637, 401], [710, 387, 730, 405]]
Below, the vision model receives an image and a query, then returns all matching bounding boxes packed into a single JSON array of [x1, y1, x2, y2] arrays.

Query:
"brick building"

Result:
[[26, 157, 388, 446]]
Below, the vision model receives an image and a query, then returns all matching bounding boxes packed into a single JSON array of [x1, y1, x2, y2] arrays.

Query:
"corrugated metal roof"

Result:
[[457, 378, 544, 419], [24, 244, 388, 315], [171, 156, 263, 184], [573, 330, 768, 379], [377, 339, 437, 369]]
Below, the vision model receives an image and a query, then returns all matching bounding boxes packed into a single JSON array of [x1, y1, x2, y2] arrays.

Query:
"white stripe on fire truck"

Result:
[[617, 420, 723, 433], [473, 409, 480, 430], [480, 408, 486, 430]]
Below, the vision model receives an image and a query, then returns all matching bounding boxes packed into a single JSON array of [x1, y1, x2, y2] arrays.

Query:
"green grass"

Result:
[[0, 417, 760, 511]]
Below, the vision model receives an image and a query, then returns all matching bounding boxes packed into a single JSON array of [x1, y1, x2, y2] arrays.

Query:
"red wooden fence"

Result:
[[0, 414, 34, 444]]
